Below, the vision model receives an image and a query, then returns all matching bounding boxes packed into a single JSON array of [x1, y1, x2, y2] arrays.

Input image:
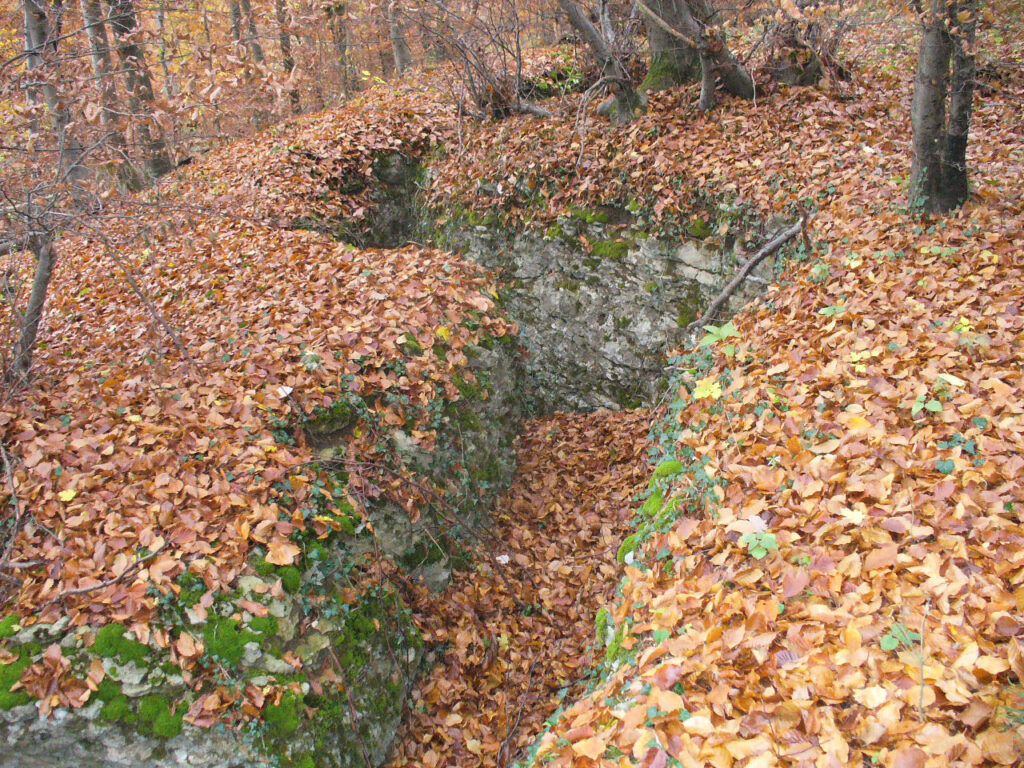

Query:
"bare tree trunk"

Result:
[[638, 0, 700, 92], [155, 0, 175, 98], [939, 0, 976, 210], [557, 0, 643, 123], [8, 230, 56, 383], [23, 0, 86, 177], [106, 0, 174, 179], [326, 2, 350, 93], [79, 0, 142, 191], [240, 0, 266, 64], [276, 0, 300, 113], [636, 0, 753, 103], [909, 0, 953, 212], [389, 1, 413, 74], [229, 0, 242, 42]]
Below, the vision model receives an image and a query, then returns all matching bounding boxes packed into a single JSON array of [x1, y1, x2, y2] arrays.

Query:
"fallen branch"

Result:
[[36, 539, 171, 613], [686, 218, 805, 334]]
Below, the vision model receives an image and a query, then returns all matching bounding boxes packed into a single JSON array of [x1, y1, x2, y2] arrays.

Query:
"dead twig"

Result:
[[36, 538, 171, 612], [686, 218, 805, 334]]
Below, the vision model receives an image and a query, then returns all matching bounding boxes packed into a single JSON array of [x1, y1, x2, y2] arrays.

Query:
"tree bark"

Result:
[[240, 0, 266, 64], [939, 0, 976, 210], [638, 0, 700, 92], [79, 0, 142, 191], [105, 0, 174, 180], [635, 0, 753, 102], [276, 0, 300, 113], [556, 0, 643, 123], [8, 231, 56, 383], [389, 1, 413, 75], [229, 0, 242, 43], [326, 2, 350, 93], [909, 0, 953, 211], [686, 0, 754, 100]]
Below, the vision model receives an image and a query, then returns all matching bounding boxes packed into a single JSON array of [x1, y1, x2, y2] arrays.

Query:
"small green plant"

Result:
[[699, 322, 740, 358], [739, 531, 778, 560], [818, 304, 846, 317], [809, 261, 830, 284], [911, 393, 943, 416], [879, 622, 921, 652]]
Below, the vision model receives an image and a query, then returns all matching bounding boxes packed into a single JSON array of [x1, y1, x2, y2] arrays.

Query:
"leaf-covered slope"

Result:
[[528, 240, 1023, 767], [0, 219, 512, 634]]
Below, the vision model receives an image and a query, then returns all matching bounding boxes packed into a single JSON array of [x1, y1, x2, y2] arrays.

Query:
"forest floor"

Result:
[[1, 5, 1023, 768]]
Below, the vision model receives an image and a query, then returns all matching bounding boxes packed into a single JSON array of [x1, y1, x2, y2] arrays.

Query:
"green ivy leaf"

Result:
[[935, 459, 955, 475]]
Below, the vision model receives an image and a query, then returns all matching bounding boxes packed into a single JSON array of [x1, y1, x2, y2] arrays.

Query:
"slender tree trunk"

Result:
[[639, 0, 700, 91], [909, 0, 953, 211], [24, 0, 89, 190], [686, 0, 754, 100], [389, 1, 413, 75], [557, 0, 643, 123], [276, 0, 300, 113], [106, 0, 174, 179], [229, 0, 242, 43], [326, 2, 349, 92], [79, 0, 142, 191], [155, 0, 175, 98], [8, 231, 56, 383], [939, 0, 976, 210], [240, 0, 266, 64]]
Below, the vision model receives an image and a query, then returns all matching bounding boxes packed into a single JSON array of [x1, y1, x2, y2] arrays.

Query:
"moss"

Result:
[[687, 217, 712, 239], [99, 695, 131, 722], [0, 615, 18, 640], [153, 707, 185, 738], [472, 455, 504, 484], [608, 383, 644, 410], [135, 694, 183, 738], [452, 372, 488, 401], [674, 282, 706, 329], [94, 678, 122, 702], [92, 623, 126, 657], [398, 332, 425, 356], [279, 566, 302, 593], [640, 51, 701, 92], [306, 398, 361, 440], [202, 617, 257, 667], [264, 690, 302, 738], [589, 238, 630, 261], [138, 694, 168, 722], [92, 622, 149, 663], [399, 539, 446, 570], [0, 650, 32, 710], [569, 206, 610, 224], [287, 755, 316, 768], [250, 616, 281, 637]]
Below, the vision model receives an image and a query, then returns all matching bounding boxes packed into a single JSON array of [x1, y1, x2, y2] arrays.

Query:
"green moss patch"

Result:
[[264, 690, 302, 738], [92, 623, 149, 663], [202, 617, 258, 667], [588, 238, 631, 261], [0, 647, 33, 710]]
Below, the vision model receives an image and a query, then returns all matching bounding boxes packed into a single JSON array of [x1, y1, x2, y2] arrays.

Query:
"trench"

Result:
[[308, 152, 779, 768]]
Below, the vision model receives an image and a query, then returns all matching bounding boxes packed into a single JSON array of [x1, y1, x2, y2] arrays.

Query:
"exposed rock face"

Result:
[[1, 704, 259, 768], [447, 213, 774, 411]]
